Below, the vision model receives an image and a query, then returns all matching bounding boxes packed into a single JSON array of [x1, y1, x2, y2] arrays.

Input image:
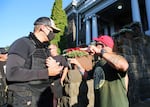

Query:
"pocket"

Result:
[[7, 90, 13, 105], [13, 90, 32, 107]]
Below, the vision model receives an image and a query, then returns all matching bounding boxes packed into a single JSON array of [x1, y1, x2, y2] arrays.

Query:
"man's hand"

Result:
[[68, 58, 85, 73], [88, 45, 101, 55], [46, 57, 63, 76]]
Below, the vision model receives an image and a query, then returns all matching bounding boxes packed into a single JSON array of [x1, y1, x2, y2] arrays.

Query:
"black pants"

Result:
[[7, 85, 53, 107]]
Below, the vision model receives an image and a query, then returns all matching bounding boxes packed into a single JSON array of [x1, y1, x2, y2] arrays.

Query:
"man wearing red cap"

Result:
[[69, 35, 129, 107], [90, 35, 129, 107]]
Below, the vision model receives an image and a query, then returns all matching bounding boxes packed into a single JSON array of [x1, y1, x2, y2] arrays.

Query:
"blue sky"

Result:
[[0, 0, 72, 47]]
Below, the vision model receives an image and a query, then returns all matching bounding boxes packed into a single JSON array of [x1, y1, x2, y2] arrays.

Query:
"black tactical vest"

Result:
[[31, 48, 49, 70], [26, 47, 50, 89]]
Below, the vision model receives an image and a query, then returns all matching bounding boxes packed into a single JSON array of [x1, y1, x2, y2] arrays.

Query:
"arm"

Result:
[[6, 55, 63, 82], [102, 52, 129, 72], [6, 54, 49, 82], [89, 45, 129, 72], [68, 58, 87, 78], [60, 67, 68, 85]]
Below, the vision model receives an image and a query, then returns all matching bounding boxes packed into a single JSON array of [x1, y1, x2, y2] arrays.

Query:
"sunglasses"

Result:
[[46, 26, 54, 33], [96, 42, 105, 47]]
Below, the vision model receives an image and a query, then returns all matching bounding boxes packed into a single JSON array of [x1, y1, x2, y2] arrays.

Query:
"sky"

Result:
[[0, 0, 72, 47]]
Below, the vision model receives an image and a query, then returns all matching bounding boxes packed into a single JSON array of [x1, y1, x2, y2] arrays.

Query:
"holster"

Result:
[[7, 90, 13, 105], [7, 85, 33, 106]]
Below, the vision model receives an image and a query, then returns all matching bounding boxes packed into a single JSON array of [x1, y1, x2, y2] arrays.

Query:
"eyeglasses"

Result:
[[46, 26, 53, 33], [96, 42, 105, 47]]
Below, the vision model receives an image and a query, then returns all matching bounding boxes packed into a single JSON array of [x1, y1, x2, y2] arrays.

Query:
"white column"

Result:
[[131, 0, 141, 23], [72, 18, 76, 41], [86, 19, 91, 45], [92, 15, 98, 39], [145, 0, 150, 35]]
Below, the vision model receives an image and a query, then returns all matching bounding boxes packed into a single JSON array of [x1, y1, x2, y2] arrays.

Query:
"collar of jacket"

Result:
[[28, 32, 49, 48]]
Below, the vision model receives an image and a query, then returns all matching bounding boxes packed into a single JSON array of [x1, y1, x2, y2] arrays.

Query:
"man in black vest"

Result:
[[6, 17, 63, 107]]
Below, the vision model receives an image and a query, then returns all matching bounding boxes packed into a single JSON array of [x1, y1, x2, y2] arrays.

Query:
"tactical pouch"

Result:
[[0, 79, 8, 106], [50, 79, 63, 98], [7, 86, 33, 107], [7, 90, 13, 105]]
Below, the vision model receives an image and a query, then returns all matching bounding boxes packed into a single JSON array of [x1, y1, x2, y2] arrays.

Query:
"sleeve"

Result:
[[6, 54, 49, 82], [61, 56, 69, 68]]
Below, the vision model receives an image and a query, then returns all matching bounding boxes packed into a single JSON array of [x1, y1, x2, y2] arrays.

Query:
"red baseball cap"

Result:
[[93, 35, 114, 48]]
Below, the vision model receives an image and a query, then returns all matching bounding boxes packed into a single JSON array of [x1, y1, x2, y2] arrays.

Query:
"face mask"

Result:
[[47, 31, 55, 41]]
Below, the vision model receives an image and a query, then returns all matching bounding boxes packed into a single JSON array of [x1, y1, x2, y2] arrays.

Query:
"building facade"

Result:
[[65, 0, 150, 47]]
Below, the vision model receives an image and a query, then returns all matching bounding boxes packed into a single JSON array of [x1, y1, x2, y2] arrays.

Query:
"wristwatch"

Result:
[[100, 49, 107, 57]]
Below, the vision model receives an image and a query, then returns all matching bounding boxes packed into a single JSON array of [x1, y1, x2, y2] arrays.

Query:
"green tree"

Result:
[[51, 0, 68, 53]]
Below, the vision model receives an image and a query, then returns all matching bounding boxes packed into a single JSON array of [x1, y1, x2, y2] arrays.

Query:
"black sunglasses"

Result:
[[96, 42, 105, 47]]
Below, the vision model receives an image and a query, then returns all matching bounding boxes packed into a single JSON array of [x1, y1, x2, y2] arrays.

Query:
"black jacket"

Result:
[[6, 32, 50, 83]]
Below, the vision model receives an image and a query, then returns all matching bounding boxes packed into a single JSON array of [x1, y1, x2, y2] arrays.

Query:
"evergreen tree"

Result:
[[51, 0, 68, 53]]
